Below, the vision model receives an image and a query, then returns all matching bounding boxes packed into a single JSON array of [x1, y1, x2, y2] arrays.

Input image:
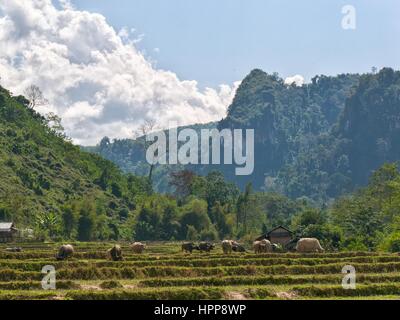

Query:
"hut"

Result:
[[0, 223, 18, 243], [256, 226, 293, 246]]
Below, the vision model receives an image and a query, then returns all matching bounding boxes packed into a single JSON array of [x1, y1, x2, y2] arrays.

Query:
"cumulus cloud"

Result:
[[284, 75, 305, 87], [0, 0, 240, 145]]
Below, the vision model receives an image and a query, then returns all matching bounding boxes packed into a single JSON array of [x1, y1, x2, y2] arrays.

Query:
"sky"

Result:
[[71, 0, 400, 87], [0, 0, 399, 145]]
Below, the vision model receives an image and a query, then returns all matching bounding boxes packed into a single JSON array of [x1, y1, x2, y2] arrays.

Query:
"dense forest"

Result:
[[1, 67, 400, 252]]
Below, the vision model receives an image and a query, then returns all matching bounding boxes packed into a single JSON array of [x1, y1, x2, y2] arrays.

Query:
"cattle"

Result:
[[232, 242, 246, 253], [253, 241, 263, 254], [285, 238, 300, 252], [5, 247, 22, 252], [296, 238, 324, 253], [181, 242, 199, 254], [131, 242, 146, 254], [56, 244, 74, 261], [108, 245, 123, 261], [222, 240, 234, 254], [253, 239, 273, 254], [199, 242, 215, 253]]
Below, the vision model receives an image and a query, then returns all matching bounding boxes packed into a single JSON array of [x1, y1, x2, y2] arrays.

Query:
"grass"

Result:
[[0, 242, 399, 300]]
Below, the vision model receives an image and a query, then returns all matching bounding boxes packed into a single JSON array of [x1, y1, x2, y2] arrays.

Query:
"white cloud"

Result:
[[284, 74, 305, 87], [0, 0, 239, 145]]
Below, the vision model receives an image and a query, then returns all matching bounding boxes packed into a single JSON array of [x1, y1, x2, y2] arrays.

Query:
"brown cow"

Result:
[[222, 240, 234, 254], [181, 242, 199, 254], [56, 244, 74, 260], [131, 242, 146, 254], [108, 245, 123, 261], [253, 239, 273, 254]]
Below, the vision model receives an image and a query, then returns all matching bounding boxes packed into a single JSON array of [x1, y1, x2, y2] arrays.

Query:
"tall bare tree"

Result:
[[134, 119, 158, 182], [24, 85, 48, 109]]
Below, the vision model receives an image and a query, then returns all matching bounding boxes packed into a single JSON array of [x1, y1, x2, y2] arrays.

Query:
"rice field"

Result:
[[0, 242, 399, 300]]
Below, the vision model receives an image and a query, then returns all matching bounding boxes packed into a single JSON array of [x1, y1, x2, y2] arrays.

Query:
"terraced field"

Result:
[[0, 242, 399, 300]]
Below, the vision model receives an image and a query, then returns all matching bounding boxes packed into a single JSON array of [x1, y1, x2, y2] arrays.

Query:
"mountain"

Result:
[[0, 85, 150, 239], [274, 68, 400, 202], [215, 69, 360, 195], [86, 68, 400, 203]]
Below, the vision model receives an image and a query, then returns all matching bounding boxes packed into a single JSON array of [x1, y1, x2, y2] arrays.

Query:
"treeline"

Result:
[[17, 161, 399, 254]]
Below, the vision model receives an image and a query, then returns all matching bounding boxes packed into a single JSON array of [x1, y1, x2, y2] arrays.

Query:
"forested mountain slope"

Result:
[[86, 68, 400, 203], [0, 86, 150, 239]]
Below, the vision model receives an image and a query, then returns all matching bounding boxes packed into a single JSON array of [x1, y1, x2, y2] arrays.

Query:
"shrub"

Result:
[[99, 280, 123, 289], [379, 232, 400, 253]]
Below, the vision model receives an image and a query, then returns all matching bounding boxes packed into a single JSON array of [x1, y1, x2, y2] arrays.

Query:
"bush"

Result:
[[186, 225, 199, 241], [99, 280, 123, 289], [379, 232, 400, 253], [342, 237, 369, 252], [199, 228, 219, 241]]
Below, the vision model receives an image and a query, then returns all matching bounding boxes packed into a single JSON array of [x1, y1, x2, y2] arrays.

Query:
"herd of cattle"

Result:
[[53, 238, 324, 261]]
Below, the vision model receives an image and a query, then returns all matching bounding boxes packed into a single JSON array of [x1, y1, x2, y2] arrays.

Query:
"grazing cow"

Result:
[[285, 238, 300, 252], [253, 241, 263, 254], [199, 242, 215, 253], [260, 239, 273, 253], [5, 247, 22, 252], [56, 244, 74, 261], [181, 242, 199, 254], [296, 238, 324, 253], [253, 239, 273, 254], [131, 242, 146, 254], [232, 242, 246, 253], [108, 245, 123, 261], [222, 240, 234, 254]]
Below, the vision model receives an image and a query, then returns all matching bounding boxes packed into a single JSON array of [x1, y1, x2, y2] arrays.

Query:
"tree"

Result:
[[186, 225, 199, 241], [34, 212, 60, 240], [169, 170, 195, 199], [24, 85, 47, 109], [236, 183, 253, 232], [134, 119, 158, 182], [179, 199, 210, 239], [98, 168, 112, 191], [46, 112, 66, 138], [210, 202, 233, 239], [61, 205, 77, 239], [161, 204, 180, 240], [134, 206, 162, 240], [111, 182, 123, 198], [192, 171, 239, 212], [77, 200, 97, 241]]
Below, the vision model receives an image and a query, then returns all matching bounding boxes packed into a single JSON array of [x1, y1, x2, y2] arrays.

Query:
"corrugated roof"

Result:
[[0, 223, 14, 231]]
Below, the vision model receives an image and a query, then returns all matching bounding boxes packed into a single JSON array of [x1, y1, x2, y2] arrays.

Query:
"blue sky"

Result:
[[71, 0, 400, 88]]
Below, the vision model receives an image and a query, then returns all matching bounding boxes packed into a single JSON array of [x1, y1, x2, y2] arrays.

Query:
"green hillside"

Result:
[[0, 85, 150, 240]]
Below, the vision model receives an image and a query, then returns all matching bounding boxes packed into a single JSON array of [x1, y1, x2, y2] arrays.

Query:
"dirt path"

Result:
[[276, 291, 297, 300], [80, 284, 102, 291], [226, 291, 248, 300]]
